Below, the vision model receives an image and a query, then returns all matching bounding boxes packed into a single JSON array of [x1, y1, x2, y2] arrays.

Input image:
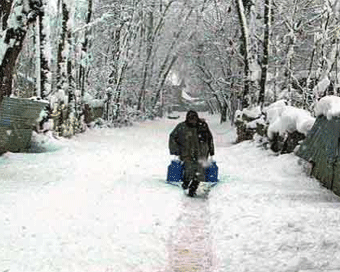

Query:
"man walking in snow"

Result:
[[169, 110, 215, 197]]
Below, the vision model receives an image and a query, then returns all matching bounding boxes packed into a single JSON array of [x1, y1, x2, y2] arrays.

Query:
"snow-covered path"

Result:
[[1, 113, 340, 272], [0, 117, 185, 272], [209, 130, 340, 271], [166, 188, 215, 272]]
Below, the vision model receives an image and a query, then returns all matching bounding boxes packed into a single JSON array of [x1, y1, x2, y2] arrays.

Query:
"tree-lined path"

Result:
[[1, 113, 340, 271]]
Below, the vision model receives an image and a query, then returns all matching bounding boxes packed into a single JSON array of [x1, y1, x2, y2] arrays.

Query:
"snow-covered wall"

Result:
[[235, 100, 316, 142]]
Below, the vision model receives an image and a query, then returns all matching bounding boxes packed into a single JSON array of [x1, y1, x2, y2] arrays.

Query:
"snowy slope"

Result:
[[1, 113, 340, 272]]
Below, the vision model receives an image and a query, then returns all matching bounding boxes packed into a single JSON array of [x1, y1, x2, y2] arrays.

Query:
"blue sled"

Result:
[[166, 160, 219, 185]]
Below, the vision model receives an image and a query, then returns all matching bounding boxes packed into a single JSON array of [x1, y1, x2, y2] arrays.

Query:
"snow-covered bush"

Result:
[[313, 77, 331, 101], [28, 131, 65, 153], [235, 100, 316, 154], [263, 99, 288, 124], [234, 106, 264, 143], [264, 102, 315, 154], [267, 106, 315, 139], [314, 95, 340, 120], [83, 92, 105, 108]]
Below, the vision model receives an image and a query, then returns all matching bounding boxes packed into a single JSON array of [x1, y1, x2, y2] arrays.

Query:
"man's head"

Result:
[[185, 110, 199, 127]]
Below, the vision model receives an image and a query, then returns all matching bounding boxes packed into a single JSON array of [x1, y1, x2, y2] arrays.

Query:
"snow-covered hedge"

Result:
[[234, 106, 265, 143], [235, 100, 316, 153], [314, 95, 340, 120], [263, 101, 315, 153], [265, 102, 315, 140]]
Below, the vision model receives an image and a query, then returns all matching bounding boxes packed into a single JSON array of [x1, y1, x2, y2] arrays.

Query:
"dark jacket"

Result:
[[169, 118, 214, 160]]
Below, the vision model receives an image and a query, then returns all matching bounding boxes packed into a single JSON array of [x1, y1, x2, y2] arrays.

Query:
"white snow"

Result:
[[83, 92, 105, 107], [167, 71, 181, 85], [246, 115, 266, 129], [267, 106, 315, 138], [235, 106, 262, 124], [263, 100, 315, 139], [263, 99, 288, 124], [1, 113, 340, 272], [313, 77, 330, 100], [314, 95, 340, 120], [249, 60, 261, 81], [242, 106, 262, 119], [181, 89, 199, 102]]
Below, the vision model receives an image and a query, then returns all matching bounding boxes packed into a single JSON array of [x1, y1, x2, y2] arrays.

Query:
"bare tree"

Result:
[[137, 0, 175, 111], [258, 0, 272, 108], [235, 0, 251, 108], [0, 0, 42, 102]]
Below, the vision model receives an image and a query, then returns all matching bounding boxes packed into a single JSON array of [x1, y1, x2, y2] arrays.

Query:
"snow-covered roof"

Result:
[[181, 89, 200, 102], [83, 93, 105, 108], [314, 95, 340, 120]]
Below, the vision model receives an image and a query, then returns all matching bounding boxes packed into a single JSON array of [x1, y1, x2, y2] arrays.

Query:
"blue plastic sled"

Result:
[[166, 159, 219, 186]]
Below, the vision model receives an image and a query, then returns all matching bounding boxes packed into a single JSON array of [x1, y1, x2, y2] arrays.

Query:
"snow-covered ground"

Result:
[[1, 112, 340, 272]]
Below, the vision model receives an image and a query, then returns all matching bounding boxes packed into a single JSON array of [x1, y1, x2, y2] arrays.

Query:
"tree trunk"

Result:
[[56, 1, 69, 92], [137, 1, 155, 111], [38, 4, 49, 99], [220, 103, 227, 123], [36, 16, 42, 97], [235, 0, 251, 109], [258, 0, 271, 108], [0, 0, 12, 30], [67, 28, 73, 102], [0, 0, 42, 102], [80, 0, 92, 96], [336, 36, 339, 95], [304, 47, 316, 109]]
